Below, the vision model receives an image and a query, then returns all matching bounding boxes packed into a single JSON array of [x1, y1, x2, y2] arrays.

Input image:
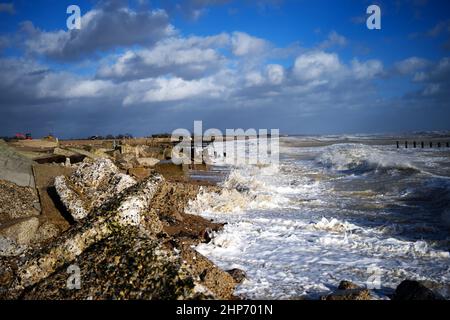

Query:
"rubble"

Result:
[[0, 217, 40, 245], [393, 280, 445, 300], [321, 281, 372, 300], [0, 179, 40, 222], [55, 159, 137, 221], [20, 227, 209, 300], [0, 140, 36, 188]]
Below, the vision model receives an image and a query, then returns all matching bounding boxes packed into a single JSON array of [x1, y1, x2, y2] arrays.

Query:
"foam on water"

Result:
[[188, 139, 450, 299]]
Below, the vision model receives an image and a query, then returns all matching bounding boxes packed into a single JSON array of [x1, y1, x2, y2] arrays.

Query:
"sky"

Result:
[[0, 0, 449, 138]]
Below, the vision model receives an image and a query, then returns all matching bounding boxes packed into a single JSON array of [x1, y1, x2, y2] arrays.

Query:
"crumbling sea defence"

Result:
[[0, 153, 236, 300]]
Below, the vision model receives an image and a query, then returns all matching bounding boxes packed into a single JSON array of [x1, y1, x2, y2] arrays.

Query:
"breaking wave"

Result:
[[316, 144, 420, 174]]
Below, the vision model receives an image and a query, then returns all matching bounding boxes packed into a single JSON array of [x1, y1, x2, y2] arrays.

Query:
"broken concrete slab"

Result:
[[0, 179, 41, 222], [0, 217, 40, 245], [54, 159, 137, 221], [137, 157, 160, 167], [20, 227, 210, 300], [0, 236, 27, 257], [32, 164, 75, 232], [128, 167, 151, 181], [10, 174, 164, 290], [0, 140, 36, 188]]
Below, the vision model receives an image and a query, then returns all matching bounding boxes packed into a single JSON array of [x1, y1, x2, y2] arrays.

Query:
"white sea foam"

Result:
[[189, 139, 450, 299]]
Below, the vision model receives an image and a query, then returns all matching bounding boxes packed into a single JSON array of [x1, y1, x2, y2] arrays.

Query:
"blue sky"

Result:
[[0, 0, 449, 138]]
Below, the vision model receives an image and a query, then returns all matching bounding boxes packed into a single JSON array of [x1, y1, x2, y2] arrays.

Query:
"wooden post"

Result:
[[438, 142, 441, 148], [430, 142, 433, 148], [413, 141, 417, 148], [396, 141, 399, 148], [421, 141, 424, 148], [447, 142, 449, 148], [405, 141, 408, 149]]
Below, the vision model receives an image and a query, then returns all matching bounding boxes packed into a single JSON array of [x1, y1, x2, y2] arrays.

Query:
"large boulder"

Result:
[[321, 281, 371, 300], [54, 159, 137, 221], [0, 140, 36, 188], [20, 227, 210, 300], [9, 173, 164, 291], [393, 280, 445, 300], [0, 179, 40, 222], [0, 217, 40, 245]]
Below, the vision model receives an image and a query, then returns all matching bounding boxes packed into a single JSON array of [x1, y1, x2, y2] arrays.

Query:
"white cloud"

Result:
[[319, 31, 347, 49], [293, 51, 342, 81], [97, 34, 229, 80], [24, 6, 175, 61], [124, 76, 226, 104], [395, 57, 430, 75], [351, 59, 384, 79], [231, 32, 268, 56], [266, 64, 285, 84]]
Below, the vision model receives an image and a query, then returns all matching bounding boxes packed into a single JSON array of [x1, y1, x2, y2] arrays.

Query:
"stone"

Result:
[[32, 222, 61, 243], [0, 236, 27, 257], [128, 167, 151, 180], [0, 217, 40, 245], [0, 140, 36, 188], [393, 280, 445, 300], [0, 179, 40, 222], [321, 288, 372, 300], [338, 280, 360, 290], [226, 269, 247, 284], [20, 227, 210, 300], [53, 147, 77, 158], [10, 174, 164, 290], [54, 158, 137, 221], [137, 157, 160, 167]]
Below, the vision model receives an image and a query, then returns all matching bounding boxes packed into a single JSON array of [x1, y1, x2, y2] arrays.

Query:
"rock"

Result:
[[199, 228, 212, 243], [11, 174, 164, 290], [180, 245, 236, 300], [393, 280, 445, 300], [321, 288, 371, 300], [128, 167, 151, 181], [0, 179, 40, 222], [20, 227, 210, 300], [0, 259, 15, 288], [53, 148, 77, 158], [32, 222, 61, 243], [0, 236, 27, 257], [338, 280, 360, 290], [32, 164, 74, 232], [65, 147, 101, 160], [137, 157, 160, 167], [0, 217, 40, 245], [0, 140, 36, 188], [226, 269, 247, 284], [54, 158, 137, 221]]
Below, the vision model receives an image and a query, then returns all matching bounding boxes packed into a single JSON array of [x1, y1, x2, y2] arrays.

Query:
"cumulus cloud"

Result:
[[394, 57, 430, 75], [319, 31, 347, 49], [23, 4, 174, 61], [97, 34, 229, 81], [293, 51, 342, 81], [351, 59, 384, 79], [231, 32, 269, 56], [123, 76, 226, 104]]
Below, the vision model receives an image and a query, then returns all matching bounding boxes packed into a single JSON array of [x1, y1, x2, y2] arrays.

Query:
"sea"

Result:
[[186, 133, 450, 299]]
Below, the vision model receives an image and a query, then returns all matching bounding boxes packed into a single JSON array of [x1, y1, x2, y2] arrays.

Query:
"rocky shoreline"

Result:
[[0, 138, 446, 300]]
